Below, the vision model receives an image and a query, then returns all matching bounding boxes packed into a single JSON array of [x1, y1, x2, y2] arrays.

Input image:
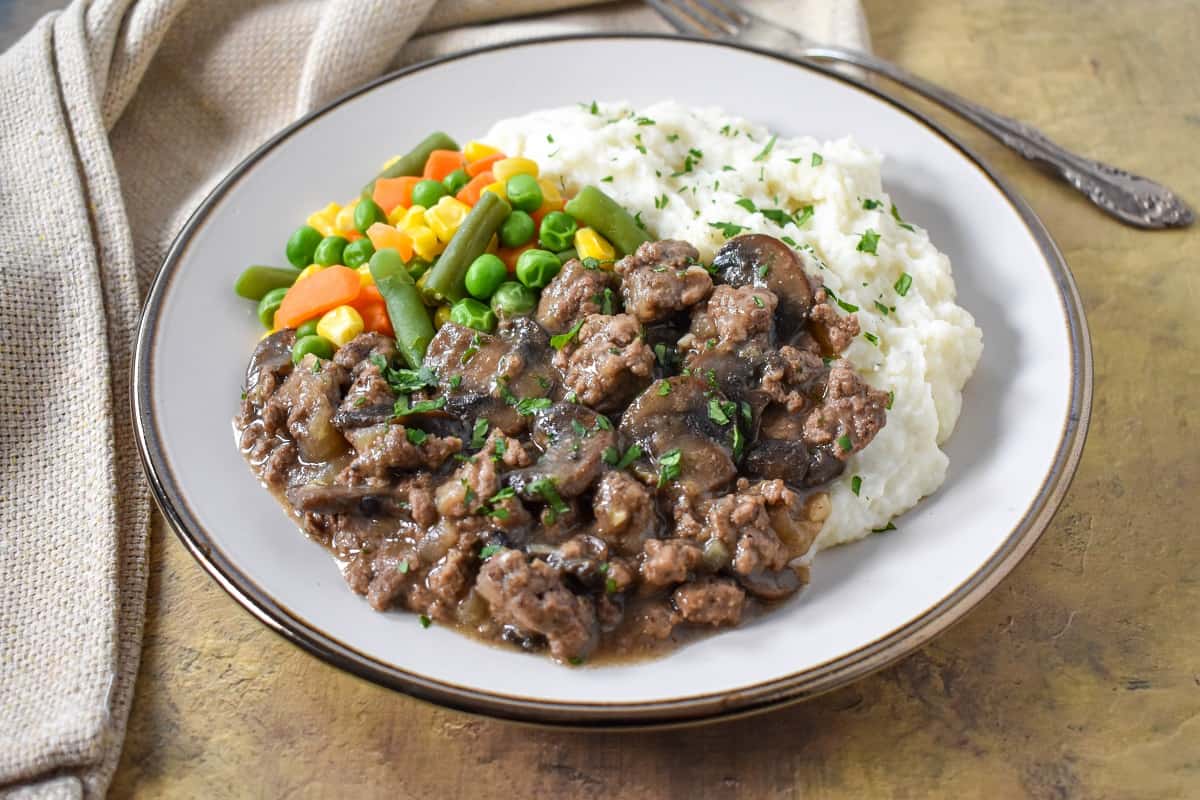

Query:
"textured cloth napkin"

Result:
[[0, 1, 867, 796]]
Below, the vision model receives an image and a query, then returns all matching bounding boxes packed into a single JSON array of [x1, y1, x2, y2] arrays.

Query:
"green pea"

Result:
[[443, 169, 470, 195], [296, 319, 320, 338], [257, 287, 290, 329], [499, 210, 535, 248], [490, 281, 537, 319], [538, 210, 577, 252], [286, 225, 323, 268], [412, 179, 448, 209], [555, 248, 578, 265], [505, 173, 543, 213], [515, 248, 562, 289], [407, 258, 432, 281], [449, 298, 496, 332], [314, 235, 349, 266], [292, 334, 334, 364], [342, 238, 376, 268], [464, 254, 508, 300], [353, 199, 386, 234]]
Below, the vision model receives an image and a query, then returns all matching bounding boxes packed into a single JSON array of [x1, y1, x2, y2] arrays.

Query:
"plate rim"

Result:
[[132, 32, 1093, 727]]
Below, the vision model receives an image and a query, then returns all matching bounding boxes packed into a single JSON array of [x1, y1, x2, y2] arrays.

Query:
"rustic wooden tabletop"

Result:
[[110, 1, 1200, 797]]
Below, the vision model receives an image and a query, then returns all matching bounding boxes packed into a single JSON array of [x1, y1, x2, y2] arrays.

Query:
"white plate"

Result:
[[134, 35, 1091, 725]]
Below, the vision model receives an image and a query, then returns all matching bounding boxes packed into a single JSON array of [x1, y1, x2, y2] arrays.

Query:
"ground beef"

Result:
[[475, 550, 597, 662], [242, 329, 296, 408], [615, 239, 712, 322], [759, 345, 828, 413], [535, 258, 612, 333], [592, 471, 658, 556], [260, 440, 298, 488], [553, 313, 654, 412], [264, 354, 348, 462], [334, 359, 395, 430], [671, 578, 746, 626], [425, 549, 475, 609], [682, 284, 777, 355], [435, 450, 500, 518], [802, 360, 889, 457], [340, 542, 416, 612], [639, 538, 703, 589], [333, 331, 397, 370], [809, 291, 861, 354], [340, 425, 462, 484]]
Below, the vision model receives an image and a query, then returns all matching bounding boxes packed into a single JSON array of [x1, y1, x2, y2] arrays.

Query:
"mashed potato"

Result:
[[487, 101, 983, 550]]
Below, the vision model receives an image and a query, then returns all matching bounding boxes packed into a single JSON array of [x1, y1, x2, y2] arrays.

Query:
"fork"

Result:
[[646, 0, 1193, 230]]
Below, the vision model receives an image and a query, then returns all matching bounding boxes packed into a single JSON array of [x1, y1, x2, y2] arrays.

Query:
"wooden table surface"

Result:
[[110, 1, 1200, 797]]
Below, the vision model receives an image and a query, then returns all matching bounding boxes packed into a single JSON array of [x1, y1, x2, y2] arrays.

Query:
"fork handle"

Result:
[[802, 44, 1193, 229]]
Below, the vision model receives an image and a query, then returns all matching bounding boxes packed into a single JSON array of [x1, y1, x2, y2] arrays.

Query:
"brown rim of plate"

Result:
[[132, 33, 1093, 729]]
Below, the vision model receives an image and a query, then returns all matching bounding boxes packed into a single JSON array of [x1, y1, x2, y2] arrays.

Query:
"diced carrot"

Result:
[[496, 242, 536, 273], [423, 150, 465, 182], [275, 266, 361, 329], [354, 284, 384, 306], [357, 301, 394, 337], [465, 152, 505, 177], [456, 172, 494, 206], [373, 176, 420, 214], [366, 223, 414, 262]]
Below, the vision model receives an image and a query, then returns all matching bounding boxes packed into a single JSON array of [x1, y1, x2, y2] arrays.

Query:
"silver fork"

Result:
[[647, 0, 1193, 230]]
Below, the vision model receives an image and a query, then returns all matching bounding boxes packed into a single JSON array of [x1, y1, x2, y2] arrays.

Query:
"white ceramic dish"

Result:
[[133, 35, 1091, 726]]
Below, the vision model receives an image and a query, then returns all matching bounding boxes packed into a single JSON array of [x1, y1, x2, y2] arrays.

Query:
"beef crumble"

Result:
[[236, 235, 888, 664]]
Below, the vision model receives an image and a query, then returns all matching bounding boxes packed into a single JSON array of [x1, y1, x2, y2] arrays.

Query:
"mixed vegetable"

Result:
[[234, 132, 653, 369]]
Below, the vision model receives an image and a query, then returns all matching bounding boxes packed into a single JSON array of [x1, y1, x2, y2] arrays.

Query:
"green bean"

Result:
[[257, 287, 289, 329], [369, 248, 435, 369], [563, 185, 652, 256], [286, 225, 323, 268], [361, 131, 459, 199], [422, 192, 511, 304], [234, 265, 301, 300]]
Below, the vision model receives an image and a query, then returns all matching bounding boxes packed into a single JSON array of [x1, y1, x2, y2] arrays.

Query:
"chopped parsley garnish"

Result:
[[722, 164, 735, 171], [857, 229, 881, 255], [448, 374, 462, 390], [600, 287, 615, 315], [862, 198, 883, 210], [405, 428, 428, 445], [836, 434, 853, 453], [671, 149, 700, 177], [654, 343, 669, 367], [461, 332, 481, 364], [546, 133, 554, 143], [369, 353, 388, 369], [657, 382, 672, 396], [585, 100, 599, 115], [397, 560, 410, 574], [529, 477, 569, 515], [752, 295, 765, 308], [601, 175, 613, 183], [707, 397, 734, 425], [752, 134, 777, 162], [823, 287, 859, 313], [657, 448, 683, 487], [393, 395, 446, 416], [894, 272, 913, 296], [471, 419, 489, 448], [479, 544, 502, 560], [515, 396, 553, 416], [635, 116, 656, 126], [863, 331, 879, 345], [606, 577, 618, 594], [570, 419, 588, 438], [872, 522, 898, 533], [890, 203, 915, 231], [719, 124, 733, 136], [493, 437, 507, 459], [709, 221, 748, 238], [731, 422, 746, 461], [666, 133, 680, 142], [792, 205, 814, 227], [353, 396, 367, 407], [602, 446, 620, 466], [604, 443, 642, 470], [735, 197, 757, 213], [418, 614, 432, 629], [851, 475, 863, 495], [874, 300, 890, 315], [757, 263, 771, 279], [759, 208, 791, 226], [568, 656, 584, 666], [886, 390, 895, 410], [811, 152, 824, 166], [633, 133, 646, 154], [380, 362, 438, 395], [654, 193, 669, 210], [704, 368, 718, 389], [594, 414, 613, 431], [780, 235, 799, 247], [633, 211, 645, 229], [550, 318, 585, 350]]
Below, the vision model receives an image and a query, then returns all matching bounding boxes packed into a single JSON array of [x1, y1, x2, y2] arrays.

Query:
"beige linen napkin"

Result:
[[0, 1, 868, 797]]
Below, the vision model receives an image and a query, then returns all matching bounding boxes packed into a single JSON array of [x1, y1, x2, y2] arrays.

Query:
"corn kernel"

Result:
[[394, 205, 428, 232], [381, 154, 402, 171], [296, 264, 325, 282], [481, 181, 507, 202], [306, 202, 341, 237], [492, 157, 539, 182], [463, 141, 499, 163], [334, 199, 359, 238], [386, 204, 408, 226], [425, 196, 472, 243], [356, 264, 374, 287], [434, 305, 453, 328], [575, 228, 615, 262], [407, 225, 444, 262], [316, 305, 364, 347], [537, 179, 564, 212]]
